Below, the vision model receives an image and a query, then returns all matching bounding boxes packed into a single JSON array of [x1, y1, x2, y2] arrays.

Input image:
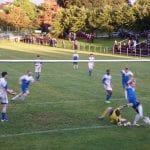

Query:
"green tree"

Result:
[[111, 3, 135, 31], [98, 5, 114, 33], [85, 9, 102, 32], [52, 6, 87, 36], [14, 0, 38, 21], [0, 12, 9, 30], [51, 8, 65, 37], [58, 0, 129, 8], [7, 6, 31, 29], [132, 0, 150, 31]]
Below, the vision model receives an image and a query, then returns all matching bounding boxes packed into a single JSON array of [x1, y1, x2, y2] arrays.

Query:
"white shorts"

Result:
[[35, 66, 42, 73], [104, 84, 112, 91], [0, 94, 8, 104], [88, 63, 94, 70]]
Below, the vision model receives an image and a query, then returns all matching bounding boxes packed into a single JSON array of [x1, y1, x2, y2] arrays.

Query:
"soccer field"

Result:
[[0, 42, 150, 150]]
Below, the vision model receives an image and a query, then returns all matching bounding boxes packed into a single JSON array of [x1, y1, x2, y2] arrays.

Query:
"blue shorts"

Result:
[[132, 102, 140, 113], [73, 62, 78, 65], [21, 85, 28, 94], [122, 82, 127, 89]]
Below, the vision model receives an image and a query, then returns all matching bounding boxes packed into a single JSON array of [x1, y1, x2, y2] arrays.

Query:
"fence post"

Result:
[[106, 47, 108, 53], [94, 46, 96, 53], [113, 46, 114, 54], [120, 44, 122, 55], [140, 48, 141, 58], [104, 47, 105, 53], [89, 45, 90, 52]]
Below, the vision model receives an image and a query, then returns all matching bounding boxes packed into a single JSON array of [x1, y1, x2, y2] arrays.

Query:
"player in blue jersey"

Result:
[[121, 67, 133, 100], [11, 70, 34, 101], [34, 55, 42, 81], [0, 72, 16, 122], [73, 51, 79, 69], [126, 78, 147, 126], [102, 69, 112, 103]]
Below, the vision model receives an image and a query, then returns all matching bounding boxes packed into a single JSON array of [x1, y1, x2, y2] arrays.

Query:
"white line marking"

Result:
[[0, 125, 116, 138], [10, 97, 149, 106], [10, 98, 125, 106]]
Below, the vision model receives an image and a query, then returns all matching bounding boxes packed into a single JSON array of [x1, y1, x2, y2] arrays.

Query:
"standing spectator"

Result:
[[73, 33, 76, 41], [0, 72, 16, 122], [132, 39, 137, 52], [52, 38, 57, 47], [102, 69, 112, 103], [114, 40, 118, 50], [118, 42, 121, 51], [73, 40, 78, 50], [128, 39, 131, 49], [114, 40, 118, 46], [34, 55, 42, 81], [62, 40, 65, 48], [68, 32, 72, 41], [88, 54, 95, 76], [73, 51, 79, 70]]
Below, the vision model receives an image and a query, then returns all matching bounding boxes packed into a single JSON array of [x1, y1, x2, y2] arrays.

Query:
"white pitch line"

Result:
[[10, 97, 149, 106], [0, 125, 116, 138], [10, 98, 125, 106]]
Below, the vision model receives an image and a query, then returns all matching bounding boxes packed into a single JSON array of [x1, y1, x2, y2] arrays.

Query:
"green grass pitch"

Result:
[[0, 42, 150, 150]]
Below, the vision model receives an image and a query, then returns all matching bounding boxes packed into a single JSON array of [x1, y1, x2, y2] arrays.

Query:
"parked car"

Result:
[[111, 32, 120, 37]]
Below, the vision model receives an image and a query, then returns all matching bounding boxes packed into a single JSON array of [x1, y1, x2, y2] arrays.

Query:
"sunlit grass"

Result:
[[0, 41, 149, 150]]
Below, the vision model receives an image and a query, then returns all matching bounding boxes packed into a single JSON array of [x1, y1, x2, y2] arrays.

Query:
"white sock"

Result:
[[11, 94, 20, 100], [133, 114, 140, 124], [124, 90, 127, 100], [19, 95, 25, 100]]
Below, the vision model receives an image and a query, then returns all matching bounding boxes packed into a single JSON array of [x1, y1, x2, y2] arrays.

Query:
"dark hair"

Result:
[[106, 69, 110, 74], [115, 109, 121, 116], [1, 72, 8, 77]]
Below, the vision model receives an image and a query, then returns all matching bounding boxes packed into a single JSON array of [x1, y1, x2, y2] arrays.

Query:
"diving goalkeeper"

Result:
[[98, 104, 130, 126]]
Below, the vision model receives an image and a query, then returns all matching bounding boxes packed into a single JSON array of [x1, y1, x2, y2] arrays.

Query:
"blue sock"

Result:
[[2, 112, 6, 120], [37, 75, 40, 80], [106, 93, 112, 100], [89, 70, 92, 76]]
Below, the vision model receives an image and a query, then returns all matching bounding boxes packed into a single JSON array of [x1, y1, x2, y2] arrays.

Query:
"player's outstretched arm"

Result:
[[7, 89, 16, 95]]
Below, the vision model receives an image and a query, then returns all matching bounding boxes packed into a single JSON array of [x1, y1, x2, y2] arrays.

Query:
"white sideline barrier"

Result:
[[0, 59, 150, 63]]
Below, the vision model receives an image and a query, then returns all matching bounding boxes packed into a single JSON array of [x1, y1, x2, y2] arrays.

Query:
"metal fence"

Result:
[[56, 39, 112, 54]]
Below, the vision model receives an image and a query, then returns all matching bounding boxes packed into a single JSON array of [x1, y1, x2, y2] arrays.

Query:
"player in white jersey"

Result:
[[73, 51, 79, 69], [102, 69, 112, 103], [0, 72, 16, 122], [11, 71, 34, 101], [121, 67, 133, 99], [34, 55, 42, 81], [88, 54, 95, 76]]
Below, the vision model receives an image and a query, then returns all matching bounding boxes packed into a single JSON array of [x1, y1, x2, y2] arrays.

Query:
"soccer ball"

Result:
[[123, 121, 131, 127], [143, 116, 150, 125], [126, 121, 131, 126]]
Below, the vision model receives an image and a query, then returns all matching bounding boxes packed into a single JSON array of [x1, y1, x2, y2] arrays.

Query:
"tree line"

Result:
[[0, 0, 149, 37]]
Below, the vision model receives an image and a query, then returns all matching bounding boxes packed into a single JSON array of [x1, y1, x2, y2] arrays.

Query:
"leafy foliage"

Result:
[[0, 0, 149, 34]]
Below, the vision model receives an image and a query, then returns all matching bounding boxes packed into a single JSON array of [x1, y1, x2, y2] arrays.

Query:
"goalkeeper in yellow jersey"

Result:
[[98, 104, 131, 126]]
